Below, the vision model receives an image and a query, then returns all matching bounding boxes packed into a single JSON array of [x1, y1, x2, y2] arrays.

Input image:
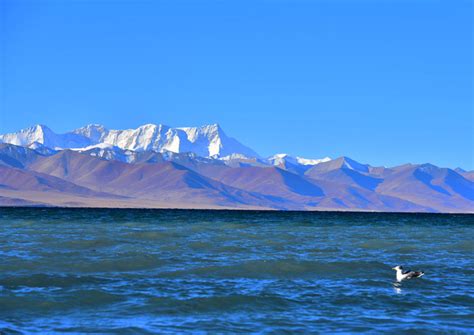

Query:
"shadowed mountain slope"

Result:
[[0, 143, 471, 212], [0, 143, 47, 169], [197, 166, 324, 198], [455, 168, 474, 182], [192, 164, 431, 212], [0, 165, 116, 198], [305, 157, 384, 191], [27, 150, 281, 209], [376, 164, 474, 211]]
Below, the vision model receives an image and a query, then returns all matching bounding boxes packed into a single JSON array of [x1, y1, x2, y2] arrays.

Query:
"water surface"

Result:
[[0, 208, 473, 334]]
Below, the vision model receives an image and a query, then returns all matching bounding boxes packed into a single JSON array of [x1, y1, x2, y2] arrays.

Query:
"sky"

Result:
[[0, 0, 472, 169]]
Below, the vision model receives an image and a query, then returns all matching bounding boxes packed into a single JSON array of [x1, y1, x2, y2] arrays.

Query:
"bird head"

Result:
[[392, 265, 403, 271]]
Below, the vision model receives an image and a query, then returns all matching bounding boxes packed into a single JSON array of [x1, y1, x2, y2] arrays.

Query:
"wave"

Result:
[[159, 260, 390, 279]]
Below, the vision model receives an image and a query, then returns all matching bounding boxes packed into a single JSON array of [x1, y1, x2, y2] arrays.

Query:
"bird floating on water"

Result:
[[392, 265, 424, 282]]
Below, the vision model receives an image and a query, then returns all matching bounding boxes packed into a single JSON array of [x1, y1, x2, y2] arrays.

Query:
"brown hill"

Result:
[[376, 164, 474, 212], [28, 150, 279, 209]]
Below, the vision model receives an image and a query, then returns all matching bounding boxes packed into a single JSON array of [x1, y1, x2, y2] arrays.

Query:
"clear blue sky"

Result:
[[1, 0, 472, 169]]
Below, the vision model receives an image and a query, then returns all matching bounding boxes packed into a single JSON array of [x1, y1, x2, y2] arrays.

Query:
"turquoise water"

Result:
[[0, 208, 473, 334]]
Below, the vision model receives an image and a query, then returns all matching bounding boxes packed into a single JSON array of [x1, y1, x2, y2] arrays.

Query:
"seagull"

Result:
[[392, 265, 424, 282]]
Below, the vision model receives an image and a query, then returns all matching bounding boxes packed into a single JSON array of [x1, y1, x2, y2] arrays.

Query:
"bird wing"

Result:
[[405, 271, 423, 279]]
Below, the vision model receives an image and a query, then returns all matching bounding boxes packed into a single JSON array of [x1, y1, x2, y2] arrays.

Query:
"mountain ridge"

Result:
[[0, 123, 259, 159], [0, 124, 472, 213]]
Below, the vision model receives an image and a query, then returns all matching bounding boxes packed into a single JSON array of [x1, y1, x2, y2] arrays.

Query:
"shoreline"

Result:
[[1, 205, 473, 215]]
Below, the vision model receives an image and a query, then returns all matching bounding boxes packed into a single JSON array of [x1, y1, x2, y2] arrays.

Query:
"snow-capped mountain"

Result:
[[267, 153, 331, 167], [0, 124, 91, 149], [266, 153, 331, 174], [1, 135, 472, 212], [306, 156, 372, 174], [0, 123, 259, 158]]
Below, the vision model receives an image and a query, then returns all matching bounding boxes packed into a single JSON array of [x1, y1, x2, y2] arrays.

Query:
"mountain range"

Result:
[[0, 124, 472, 213]]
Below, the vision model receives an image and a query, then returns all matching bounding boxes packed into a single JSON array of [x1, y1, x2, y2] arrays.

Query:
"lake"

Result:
[[0, 208, 473, 334]]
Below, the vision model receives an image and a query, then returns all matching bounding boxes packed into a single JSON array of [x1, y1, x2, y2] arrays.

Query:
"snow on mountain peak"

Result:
[[267, 153, 331, 167], [0, 124, 54, 147], [0, 123, 258, 159], [72, 124, 108, 142], [273, 153, 290, 158], [267, 153, 295, 165], [220, 153, 253, 161], [296, 156, 331, 166]]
